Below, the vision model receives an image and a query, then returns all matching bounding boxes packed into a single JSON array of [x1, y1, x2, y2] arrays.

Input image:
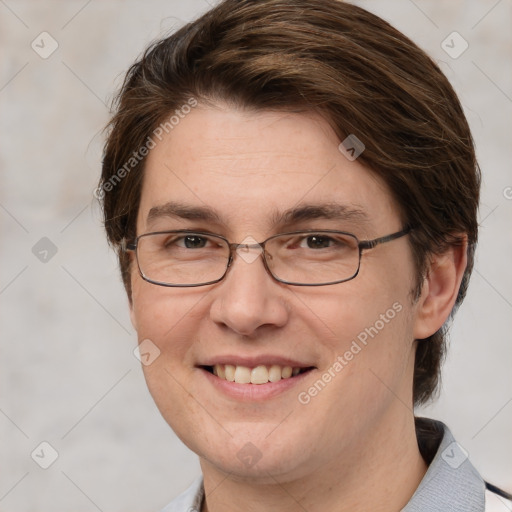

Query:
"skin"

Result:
[[129, 104, 467, 512]]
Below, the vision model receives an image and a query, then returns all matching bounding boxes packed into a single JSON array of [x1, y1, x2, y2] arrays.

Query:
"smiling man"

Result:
[[99, 1, 510, 511]]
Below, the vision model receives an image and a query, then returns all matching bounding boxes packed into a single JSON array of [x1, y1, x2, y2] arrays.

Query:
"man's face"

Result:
[[130, 104, 421, 481]]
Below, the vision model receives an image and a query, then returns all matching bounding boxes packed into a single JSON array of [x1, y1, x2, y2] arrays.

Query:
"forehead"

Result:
[[138, 104, 400, 235]]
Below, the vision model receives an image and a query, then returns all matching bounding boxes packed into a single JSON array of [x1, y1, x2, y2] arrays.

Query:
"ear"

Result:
[[129, 298, 138, 331], [125, 251, 138, 331], [127, 268, 138, 332], [413, 237, 468, 340]]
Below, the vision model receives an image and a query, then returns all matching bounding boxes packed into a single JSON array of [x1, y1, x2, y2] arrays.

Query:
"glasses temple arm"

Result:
[[359, 226, 412, 250]]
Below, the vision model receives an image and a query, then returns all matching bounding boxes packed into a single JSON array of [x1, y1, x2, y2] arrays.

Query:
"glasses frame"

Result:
[[122, 226, 412, 288]]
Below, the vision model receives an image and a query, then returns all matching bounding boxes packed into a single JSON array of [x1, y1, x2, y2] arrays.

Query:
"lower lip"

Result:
[[198, 368, 314, 401]]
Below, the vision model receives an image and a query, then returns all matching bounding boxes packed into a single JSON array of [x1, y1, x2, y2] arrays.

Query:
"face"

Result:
[[130, 104, 422, 482]]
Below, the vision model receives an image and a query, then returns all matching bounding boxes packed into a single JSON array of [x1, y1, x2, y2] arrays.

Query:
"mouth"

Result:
[[200, 364, 315, 385]]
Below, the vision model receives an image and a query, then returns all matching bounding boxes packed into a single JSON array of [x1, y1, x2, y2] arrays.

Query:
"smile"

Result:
[[204, 364, 313, 384]]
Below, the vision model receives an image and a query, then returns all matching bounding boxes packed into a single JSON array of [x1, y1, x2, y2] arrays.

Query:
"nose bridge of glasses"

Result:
[[230, 237, 264, 265]]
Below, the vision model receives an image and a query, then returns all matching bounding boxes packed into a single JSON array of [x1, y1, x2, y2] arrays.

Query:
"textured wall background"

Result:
[[1, 1, 511, 510]]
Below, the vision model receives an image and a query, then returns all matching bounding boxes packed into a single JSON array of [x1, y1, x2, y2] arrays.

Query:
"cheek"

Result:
[[296, 271, 416, 404], [130, 278, 211, 427], [304, 299, 414, 435], [130, 275, 210, 362], [296, 269, 412, 348]]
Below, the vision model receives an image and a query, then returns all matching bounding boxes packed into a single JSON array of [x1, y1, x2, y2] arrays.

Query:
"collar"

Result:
[[402, 417, 485, 511], [160, 476, 203, 512]]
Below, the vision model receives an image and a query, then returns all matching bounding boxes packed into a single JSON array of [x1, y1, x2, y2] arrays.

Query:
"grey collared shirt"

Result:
[[160, 419, 505, 512], [403, 419, 485, 511]]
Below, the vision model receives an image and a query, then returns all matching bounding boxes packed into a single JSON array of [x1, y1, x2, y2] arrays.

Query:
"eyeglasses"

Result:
[[122, 227, 411, 287]]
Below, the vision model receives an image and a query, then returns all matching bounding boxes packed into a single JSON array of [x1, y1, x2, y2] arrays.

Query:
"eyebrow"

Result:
[[273, 203, 370, 228], [147, 201, 223, 225], [146, 201, 369, 229]]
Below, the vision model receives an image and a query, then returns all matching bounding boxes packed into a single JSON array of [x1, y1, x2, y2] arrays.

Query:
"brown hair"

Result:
[[100, 0, 480, 406]]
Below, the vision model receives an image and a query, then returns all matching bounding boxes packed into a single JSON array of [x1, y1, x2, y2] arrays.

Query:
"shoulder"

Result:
[[403, 418, 511, 512]]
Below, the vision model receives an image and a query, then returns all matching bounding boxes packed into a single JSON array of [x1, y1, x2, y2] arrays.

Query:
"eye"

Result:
[[178, 235, 208, 249], [299, 235, 336, 249], [160, 234, 213, 250]]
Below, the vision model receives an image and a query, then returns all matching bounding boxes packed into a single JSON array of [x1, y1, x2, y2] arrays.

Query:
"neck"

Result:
[[200, 409, 427, 512]]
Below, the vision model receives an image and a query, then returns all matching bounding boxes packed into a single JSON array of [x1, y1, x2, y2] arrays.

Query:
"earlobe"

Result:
[[128, 280, 138, 331], [125, 257, 138, 331], [413, 237, 468, 340], [129, 301, 138, 331]]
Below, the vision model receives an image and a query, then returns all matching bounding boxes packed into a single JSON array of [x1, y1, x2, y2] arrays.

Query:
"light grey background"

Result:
[[1, 1, 511, 511]]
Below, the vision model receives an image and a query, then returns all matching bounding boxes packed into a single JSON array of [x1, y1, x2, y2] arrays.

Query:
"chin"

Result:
[[199, 448, 312, 484], [181, 422, 322, 483]]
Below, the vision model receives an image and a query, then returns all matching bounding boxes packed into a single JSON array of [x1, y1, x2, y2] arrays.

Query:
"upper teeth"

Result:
[[213, 364, 301, 384]]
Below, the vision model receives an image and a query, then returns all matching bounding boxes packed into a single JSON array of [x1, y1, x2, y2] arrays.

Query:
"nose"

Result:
[[209, 244, 289, 337]]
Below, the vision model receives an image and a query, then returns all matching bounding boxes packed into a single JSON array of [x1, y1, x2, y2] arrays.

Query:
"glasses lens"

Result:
[[136, 232, 230, 286], [265, 231, 360, 285]]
